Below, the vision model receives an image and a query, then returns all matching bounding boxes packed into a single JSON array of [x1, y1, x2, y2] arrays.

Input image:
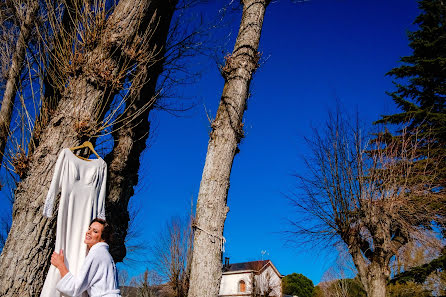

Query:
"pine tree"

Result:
[[378, 0, 445, 130], [375, 0, 446, 228]]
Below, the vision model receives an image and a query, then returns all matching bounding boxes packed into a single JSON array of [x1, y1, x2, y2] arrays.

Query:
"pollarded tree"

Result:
[[289, 110, 443, 297], [0, 0, 178, 295], [187, 1, 269, 297]]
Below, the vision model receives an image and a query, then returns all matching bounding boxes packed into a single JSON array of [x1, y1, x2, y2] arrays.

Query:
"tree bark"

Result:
[[0, 0, 39, 167], [0, 0, 156, 295], [366, 263, 389, 297], [350, 244, 391, 297], [187, 1, 269, 297], [105, 0, 178, 262]]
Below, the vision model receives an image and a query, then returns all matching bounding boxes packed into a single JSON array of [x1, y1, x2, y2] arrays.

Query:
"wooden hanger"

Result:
[[70, 141, 100, 161]]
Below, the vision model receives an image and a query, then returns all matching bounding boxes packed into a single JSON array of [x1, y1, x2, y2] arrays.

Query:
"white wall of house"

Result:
[[219, 271, 252, 296], [219, 265, 282, 297]]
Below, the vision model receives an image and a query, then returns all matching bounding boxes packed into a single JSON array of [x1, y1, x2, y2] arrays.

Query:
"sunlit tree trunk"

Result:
[[0, 0, 39, 167], [348, 222, 396, 297], [0, 0, 160, 295], [187, 1, 269, 297]]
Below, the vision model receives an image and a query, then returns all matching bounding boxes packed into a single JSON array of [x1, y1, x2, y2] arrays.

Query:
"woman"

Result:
[[51, 218, 121, 297]]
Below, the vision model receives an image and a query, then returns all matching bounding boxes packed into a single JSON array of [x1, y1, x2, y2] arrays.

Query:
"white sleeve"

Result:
[[97, 164, 107, 220], [56, 251, 98, 296], [43, 149, 66, 218]]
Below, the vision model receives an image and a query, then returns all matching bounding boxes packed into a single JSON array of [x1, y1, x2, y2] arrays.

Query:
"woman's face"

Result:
[[84, 222, 105, 248]]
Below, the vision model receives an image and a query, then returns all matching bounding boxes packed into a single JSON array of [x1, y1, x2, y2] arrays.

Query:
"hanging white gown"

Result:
[[40, 148, 107, 297]]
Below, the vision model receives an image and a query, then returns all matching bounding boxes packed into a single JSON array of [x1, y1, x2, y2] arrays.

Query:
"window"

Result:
[[238, 280, 246, 292]]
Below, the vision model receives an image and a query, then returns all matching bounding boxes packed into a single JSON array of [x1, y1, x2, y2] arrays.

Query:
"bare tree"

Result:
[[318, 246, 363, 297], [288, 110, 444, 297], [387, 238, 444, 296], [250, 263, 281, 297], [152, 216, 193, 297], [0, 0, 39, 167], [187, 1, 269, 296], [136, 269, 163, 297]]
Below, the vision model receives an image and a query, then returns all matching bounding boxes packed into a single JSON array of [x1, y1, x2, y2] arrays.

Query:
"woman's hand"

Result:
[[51, 249, 64, 268], [51, 250, 69, 277]]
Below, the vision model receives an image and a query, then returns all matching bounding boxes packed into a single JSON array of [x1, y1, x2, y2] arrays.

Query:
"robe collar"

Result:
[[89, 242, 109, 253]]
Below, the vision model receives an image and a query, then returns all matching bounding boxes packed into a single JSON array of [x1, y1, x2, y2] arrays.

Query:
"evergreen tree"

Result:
[[282, 273, 314, 297], [377, 0, 445, 135], [375, 0, 446, 228]]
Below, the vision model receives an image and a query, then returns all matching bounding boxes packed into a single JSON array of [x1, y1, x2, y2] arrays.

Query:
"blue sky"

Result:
[[0, 0, 421, 286], [117, 0, 420, 285]]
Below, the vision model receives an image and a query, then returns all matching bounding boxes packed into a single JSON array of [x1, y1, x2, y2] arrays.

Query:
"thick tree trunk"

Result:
[[0, 0, 153, 295], [105, 0, 178, 262], [187, 1, 268, 297], [350, 246, 390, 297], [366, 263, 388, 297], [368, 278, 387, 297], [0, 0, 39, 167]]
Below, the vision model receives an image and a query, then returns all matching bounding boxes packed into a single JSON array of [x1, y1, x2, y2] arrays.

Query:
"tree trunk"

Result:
[[0, 0, 39, 167], [367, 265, 388, 297], [105, 0, 178, 262], [0, 0, 155, 295], [187, 1, 268, 297], [351, 246, 390, 297]]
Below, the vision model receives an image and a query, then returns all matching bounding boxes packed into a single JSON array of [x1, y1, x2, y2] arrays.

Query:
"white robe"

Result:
[[56, 242, 121, 297], [41, 148, 107, 297]]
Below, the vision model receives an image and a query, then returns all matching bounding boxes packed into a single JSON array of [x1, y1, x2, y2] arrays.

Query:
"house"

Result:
[[219, 258, 283, 297]]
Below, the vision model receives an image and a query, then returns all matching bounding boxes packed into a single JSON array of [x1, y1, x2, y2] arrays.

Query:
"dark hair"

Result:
[[90, 218, 113, 243]]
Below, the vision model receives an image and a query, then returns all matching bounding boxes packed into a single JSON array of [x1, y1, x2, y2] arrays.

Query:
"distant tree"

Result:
[[151, 216, 192, 297], [136, 269, 163, 297], [282, 273, 314, 297], [385, 240, 446, 296], [317, 279, 366, 297], [387, 281, 431, 297], [341, 279, 366, 297], [248, 261, 282, 297], [313, 285, 323, 297], [390, 250, 446, 287], [289, 109, 443, 297], [119, 269, 162, 297]]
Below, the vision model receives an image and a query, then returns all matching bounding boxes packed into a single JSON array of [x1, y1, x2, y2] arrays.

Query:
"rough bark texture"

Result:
[[0, 0, 154, 295], [347, 213, 397, 297], [187, 1, 268, 297], [0, 0, 39, 167], [105, 0, 178, 262], [354, 258, 389, 297]]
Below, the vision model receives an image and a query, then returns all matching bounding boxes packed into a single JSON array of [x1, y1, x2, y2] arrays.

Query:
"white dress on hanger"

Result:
[[40, 148, 107, 297]]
